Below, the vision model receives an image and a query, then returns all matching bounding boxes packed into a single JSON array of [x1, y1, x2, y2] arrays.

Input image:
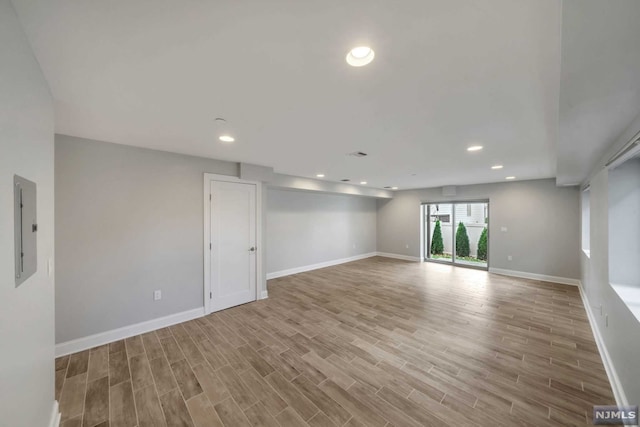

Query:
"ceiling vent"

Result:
[[383, 186, 392, 189], [347, 151, 368, 157]]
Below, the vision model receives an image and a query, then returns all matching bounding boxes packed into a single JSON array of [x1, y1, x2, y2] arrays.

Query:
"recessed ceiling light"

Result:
[[491, 165, 503, 170], [219, 135, 235, 143], [316, 174, 325, 178], [467, 145, 483, 152], [505, 176, 516, 180], [346, 46, 375, 67], [392, 187, 398, 190], [360, 181, 367, 185]]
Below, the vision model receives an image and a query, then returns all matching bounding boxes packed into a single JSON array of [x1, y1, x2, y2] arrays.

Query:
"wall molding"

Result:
[[48, 401, 60, 427], [375, 252, 422, 262], [260, 290, 269, 300], [488, 267, 580, 286], [578, 283, 629, 408], [55, 307, 205, 357], [267, 252, 378, 280]]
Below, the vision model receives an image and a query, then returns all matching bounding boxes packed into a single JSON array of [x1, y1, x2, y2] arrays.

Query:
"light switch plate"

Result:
[[154, 290, 162, 301]]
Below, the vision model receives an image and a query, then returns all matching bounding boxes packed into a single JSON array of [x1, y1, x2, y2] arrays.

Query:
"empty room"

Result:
[[2, 0, 640, 426]]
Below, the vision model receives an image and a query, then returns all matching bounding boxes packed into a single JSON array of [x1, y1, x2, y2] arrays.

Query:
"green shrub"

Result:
[[431, 220, 444, 255], [477, 227, 488, 260], [455, 222, 470, 257]]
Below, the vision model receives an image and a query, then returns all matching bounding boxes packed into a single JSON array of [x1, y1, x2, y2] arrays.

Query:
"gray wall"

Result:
[[55, 135, 240, 343], [580, 112, 640, 407], [266, 189, 377, 274], [0, 1, 56, 425], [377, 178, 581, 279]]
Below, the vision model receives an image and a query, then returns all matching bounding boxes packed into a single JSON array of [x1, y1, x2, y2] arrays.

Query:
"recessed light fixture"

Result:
[[491, 165, 503, 170], [467, 145, 483, 152], [346, 46, 375, 67], [219, 135, 235, 143], [360, 181, 367, 185], [392, 187, 399, 190], [505, 176, 516, 180], [316, 174, 325, 178]]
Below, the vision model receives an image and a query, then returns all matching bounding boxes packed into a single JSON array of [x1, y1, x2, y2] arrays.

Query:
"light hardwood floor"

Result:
[[56, 257, 614, 426]]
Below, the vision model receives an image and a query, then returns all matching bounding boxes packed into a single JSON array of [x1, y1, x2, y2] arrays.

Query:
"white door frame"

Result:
[[203, 173, 263, 315]]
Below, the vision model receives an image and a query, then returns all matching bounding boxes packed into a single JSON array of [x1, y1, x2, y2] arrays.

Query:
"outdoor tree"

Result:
[[455, 222, 470, 257], [477, 227, 488, 260], [431, 220, 444, 255]]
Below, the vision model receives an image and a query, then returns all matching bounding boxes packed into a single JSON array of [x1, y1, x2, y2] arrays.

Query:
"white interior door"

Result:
[[209, 180, 257, 312]]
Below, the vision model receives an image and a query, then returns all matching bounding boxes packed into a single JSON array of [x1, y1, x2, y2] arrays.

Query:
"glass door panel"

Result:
[[426, 203, 453, 263], [453, 202, 488, 268]]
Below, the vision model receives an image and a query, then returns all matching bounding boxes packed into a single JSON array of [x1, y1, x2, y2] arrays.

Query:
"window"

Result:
[[608, 154, 640, 322], [581, 187, 590, 256]]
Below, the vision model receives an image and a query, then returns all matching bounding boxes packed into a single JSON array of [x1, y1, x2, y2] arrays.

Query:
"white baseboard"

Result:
[[48, 401, 60, 427], [375, 252, 422, 262], [260, 290, 269, 300], [488, 267, 580, 286], [266, 252, 377, 280], [55, 307, 205, 357], [578, 283, 629, 409]]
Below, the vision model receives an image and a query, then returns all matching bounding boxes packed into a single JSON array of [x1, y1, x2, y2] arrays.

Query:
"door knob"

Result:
[[249, 246, 256, 252]]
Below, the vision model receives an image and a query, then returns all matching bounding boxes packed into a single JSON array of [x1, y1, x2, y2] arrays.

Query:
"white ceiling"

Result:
[[13, 0, 564, 189], [557, 0, 640, 185]]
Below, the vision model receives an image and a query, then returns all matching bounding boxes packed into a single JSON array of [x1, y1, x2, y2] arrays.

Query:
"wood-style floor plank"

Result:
[[186, 393, 224, 427], [110, 380, 137, 427], [83, 376, 109, 427], [149, 356, 178, 396], [159, 388, 194, 427], [213, 398, 251, 427], [134, 384, 167, 427], [108, 349, 130, 387], [66, 350, 90, 378], [87, 345, 109, 382], [54, 257, 615, 427], [59, 373, 87, 422], [129, 353, 154, 391], [170, 359, 203, 400], [192, 363, 231, 405]]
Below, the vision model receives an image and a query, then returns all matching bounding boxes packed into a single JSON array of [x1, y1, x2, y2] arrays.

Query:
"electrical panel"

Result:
[[14, 175, 37, 287]]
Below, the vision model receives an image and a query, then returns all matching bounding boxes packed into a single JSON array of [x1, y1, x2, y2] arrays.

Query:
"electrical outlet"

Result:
[[507, 255, 512, 261], [405, 244, 409, 249], [501, 227, 508, 232], [154, 290, 162, 301]]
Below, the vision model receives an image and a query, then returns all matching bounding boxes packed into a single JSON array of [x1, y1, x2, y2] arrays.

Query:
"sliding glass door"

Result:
[[425, 201, 489, 270]]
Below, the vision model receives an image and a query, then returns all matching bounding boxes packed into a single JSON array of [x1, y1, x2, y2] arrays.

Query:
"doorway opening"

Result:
[[423, 201, 489, 270]]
